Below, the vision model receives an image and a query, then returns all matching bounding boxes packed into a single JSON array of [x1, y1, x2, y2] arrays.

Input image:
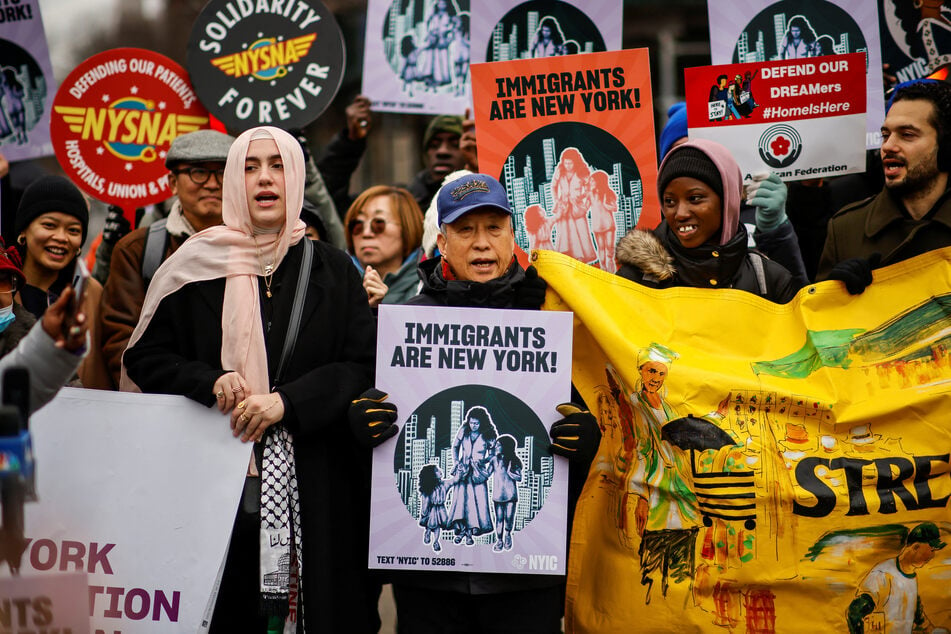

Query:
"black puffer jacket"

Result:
[[408, 256, 526, 308], [616, 221, 799, 303]]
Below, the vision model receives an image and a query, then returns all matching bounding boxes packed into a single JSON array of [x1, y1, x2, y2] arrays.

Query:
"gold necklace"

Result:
[[252, 236, 276, 298]]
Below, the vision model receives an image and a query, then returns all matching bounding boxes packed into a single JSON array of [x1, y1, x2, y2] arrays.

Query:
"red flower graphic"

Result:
[[770, 135, 791, 157]]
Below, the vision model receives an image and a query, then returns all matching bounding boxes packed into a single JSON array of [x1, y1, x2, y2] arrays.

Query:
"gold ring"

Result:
[[232, 386, 243, 393], [237, 401, 246, 409], [216, 391, 225, 399], [240, 414, 249, 422]]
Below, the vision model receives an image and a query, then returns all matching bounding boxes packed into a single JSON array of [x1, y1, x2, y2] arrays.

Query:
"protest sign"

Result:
[[472, 48, 658, 273], [685, 53, 867, 181], [879, 0, 951, 84], [369, 304, 572, 575], [187, 0, 344, 131], [3, 389, 250, 633], [0, 0, 56, 161], [532, 248, 951, 633], [708, 0, 885, 149], [469, 0, 622, 65], [50, 48, 211, 216], [0, 573, 90, 634], [361, 0, 471, 115]]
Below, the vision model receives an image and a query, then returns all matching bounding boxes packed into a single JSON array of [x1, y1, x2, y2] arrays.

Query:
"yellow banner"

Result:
[[534, 248, 951, 633]]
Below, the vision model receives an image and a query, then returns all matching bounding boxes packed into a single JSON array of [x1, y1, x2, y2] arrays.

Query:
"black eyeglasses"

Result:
[[349, 217, 398, 236], [174, 166, 224, 185]]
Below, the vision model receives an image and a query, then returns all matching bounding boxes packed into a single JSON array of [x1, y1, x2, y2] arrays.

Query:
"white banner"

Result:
[[691, 113, 867, 181], [369, 304, 572, 575], [684, 54, 868, 182], [5, 388, 250, 633]]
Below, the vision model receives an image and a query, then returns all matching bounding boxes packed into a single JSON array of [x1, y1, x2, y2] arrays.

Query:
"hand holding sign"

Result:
[[349, 388, 399, 448]]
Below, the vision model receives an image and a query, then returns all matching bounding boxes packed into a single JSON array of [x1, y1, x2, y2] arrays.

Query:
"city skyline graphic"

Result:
[[382, 0, 470, 94], [489, 10, 598, 62], [0, 42, 48, 147], [394, 392, 553, 547], [731, 2, 867, 65], [503, 124, 643, 254]]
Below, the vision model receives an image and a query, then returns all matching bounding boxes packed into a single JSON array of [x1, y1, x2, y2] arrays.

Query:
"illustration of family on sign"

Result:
[[417, 406, 523, 552], [399, 0, 470, 97], [523, 148, 619, 272]]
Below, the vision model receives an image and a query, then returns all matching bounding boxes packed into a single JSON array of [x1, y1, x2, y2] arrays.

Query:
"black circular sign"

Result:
[[485, 0, 605, 62], [392, 384, 552, 538], [186, 0, 345, 132]]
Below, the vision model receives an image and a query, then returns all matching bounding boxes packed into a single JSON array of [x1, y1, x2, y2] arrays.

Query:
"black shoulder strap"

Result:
[[273, 240, 313, 387], [142, 218, 169, 284]]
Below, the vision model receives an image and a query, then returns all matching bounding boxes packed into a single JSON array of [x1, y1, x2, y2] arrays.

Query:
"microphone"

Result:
[[0, 367, 32, 574]]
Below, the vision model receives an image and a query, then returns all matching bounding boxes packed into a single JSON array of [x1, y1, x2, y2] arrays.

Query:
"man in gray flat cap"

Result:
[[99, 129, 235, 389]]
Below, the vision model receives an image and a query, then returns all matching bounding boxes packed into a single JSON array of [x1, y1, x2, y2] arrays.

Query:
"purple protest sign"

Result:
[[0, 0, 56, 161]]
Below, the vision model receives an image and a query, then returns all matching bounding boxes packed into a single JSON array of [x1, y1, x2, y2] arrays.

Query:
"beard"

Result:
[[885, 147, 942, 199]]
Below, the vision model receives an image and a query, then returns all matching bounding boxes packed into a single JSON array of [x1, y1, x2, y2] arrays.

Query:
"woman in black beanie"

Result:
[[616, 139, 799, 303], [14, 174, 109, 388]]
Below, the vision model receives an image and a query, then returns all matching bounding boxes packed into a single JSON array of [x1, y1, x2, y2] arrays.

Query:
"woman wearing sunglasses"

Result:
[[344, 186, 425, 306]]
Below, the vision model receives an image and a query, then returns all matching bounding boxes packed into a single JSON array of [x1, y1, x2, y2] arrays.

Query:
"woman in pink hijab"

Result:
[[123, 126, 380, 633]]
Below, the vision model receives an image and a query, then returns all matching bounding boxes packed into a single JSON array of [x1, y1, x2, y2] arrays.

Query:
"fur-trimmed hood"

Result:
[[615, 221, 798, 303], [616, 229, 676, 281]]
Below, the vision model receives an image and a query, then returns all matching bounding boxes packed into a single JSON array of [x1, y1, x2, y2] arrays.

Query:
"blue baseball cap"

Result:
[[436, 173, 512, 225]]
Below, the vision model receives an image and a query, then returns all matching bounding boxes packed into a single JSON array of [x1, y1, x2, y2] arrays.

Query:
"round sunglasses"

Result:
[[349, 217, 399, 236]]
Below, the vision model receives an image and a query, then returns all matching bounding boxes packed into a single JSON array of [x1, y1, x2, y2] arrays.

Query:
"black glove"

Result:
[[513, 265, 547, 309], [102, 205, 131, 246], [549, 403, 601, 465], [348, 388, 398, 448], [826, 253, 881, 295]]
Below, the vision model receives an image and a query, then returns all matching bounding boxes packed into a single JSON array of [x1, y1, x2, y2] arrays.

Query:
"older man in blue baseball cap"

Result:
[[428, 172, 518, 284], [348, 172, 602, 632]]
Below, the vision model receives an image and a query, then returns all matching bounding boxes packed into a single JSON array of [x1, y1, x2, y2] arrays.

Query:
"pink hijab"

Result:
[[121, 126, 306, 393], [657, 138, 743, 245]]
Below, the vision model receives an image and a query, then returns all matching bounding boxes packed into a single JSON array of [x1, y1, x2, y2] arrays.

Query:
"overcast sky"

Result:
[[37, 0, 162, 79]]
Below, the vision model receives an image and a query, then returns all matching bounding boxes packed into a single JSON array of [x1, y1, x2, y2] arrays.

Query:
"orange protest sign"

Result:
[[472, 49, 659, 273]]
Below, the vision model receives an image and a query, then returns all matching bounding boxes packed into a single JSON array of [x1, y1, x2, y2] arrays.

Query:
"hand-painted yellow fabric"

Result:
[[534, 248, 951, 634]]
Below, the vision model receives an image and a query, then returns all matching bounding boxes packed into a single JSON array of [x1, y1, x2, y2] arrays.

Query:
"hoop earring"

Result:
[[914, 0, 923, 8], [16, 235, 24, 246], [76, 248, 82, 257]]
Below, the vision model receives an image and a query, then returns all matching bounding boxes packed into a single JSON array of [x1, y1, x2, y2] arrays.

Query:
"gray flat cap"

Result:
[[165, 129, 236, 168]]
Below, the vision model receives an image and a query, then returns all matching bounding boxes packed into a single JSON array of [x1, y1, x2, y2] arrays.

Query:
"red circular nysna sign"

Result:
[[50, 48, 211, 211]]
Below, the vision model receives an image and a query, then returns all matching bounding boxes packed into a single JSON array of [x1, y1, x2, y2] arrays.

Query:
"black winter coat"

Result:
[[616, 221, 800, 303], [125, 240, 380, 633], [408, 256, 527, 308]]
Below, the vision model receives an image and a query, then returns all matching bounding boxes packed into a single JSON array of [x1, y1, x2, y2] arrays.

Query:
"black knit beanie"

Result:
[[658, 147, 723, 200], [15, 175, 89, 245]]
